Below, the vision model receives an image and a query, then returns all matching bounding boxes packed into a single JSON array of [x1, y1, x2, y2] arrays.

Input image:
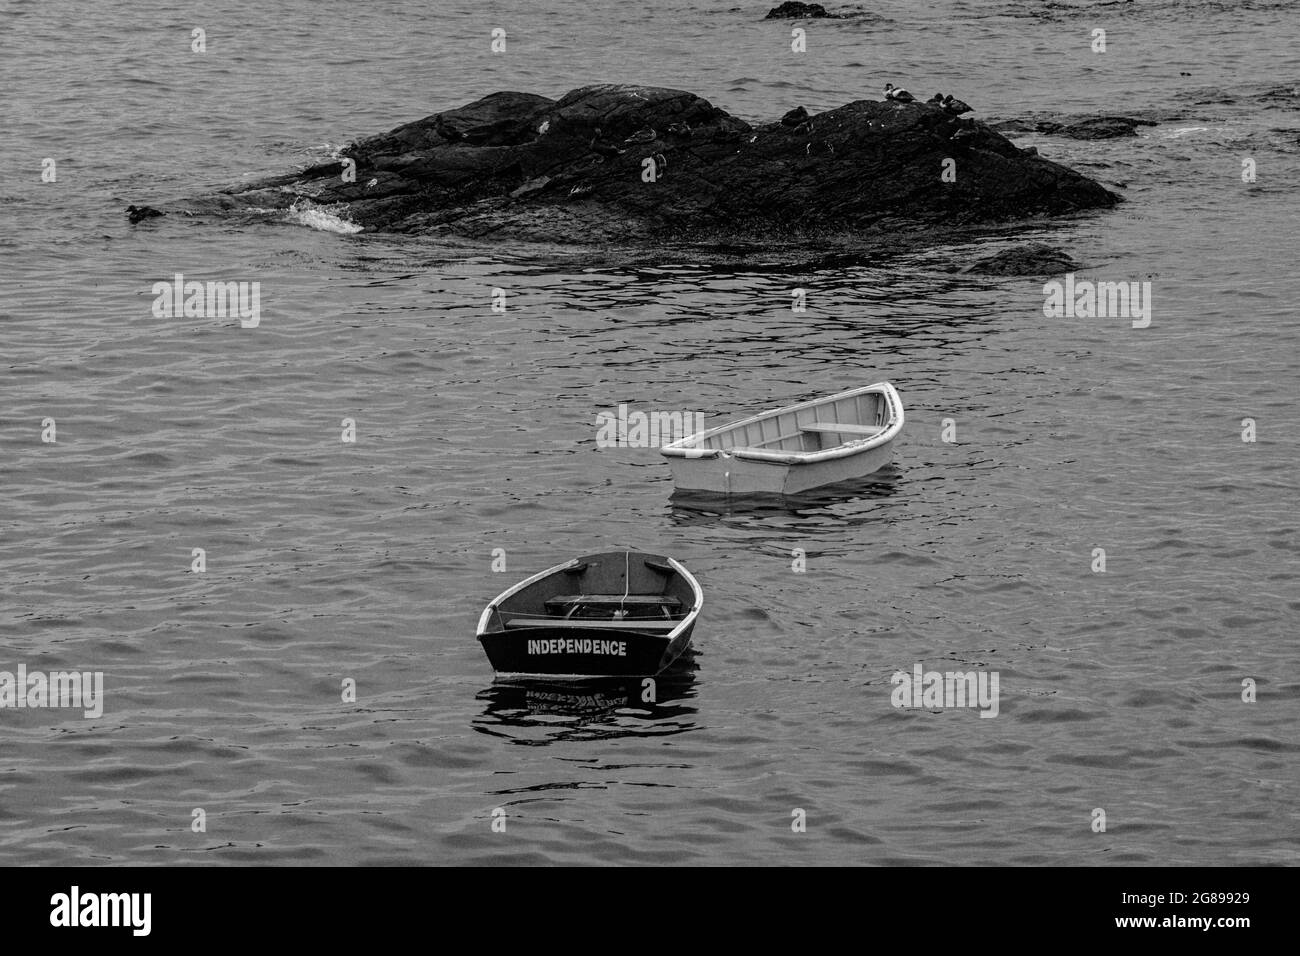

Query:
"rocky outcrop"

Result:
[[991, 114, 1158, 140], [960, 243, 1079, 276], [138, 84, 1122, 246], [765, 2, 834, 18]]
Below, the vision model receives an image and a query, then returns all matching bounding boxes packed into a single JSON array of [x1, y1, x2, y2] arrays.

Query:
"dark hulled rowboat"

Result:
[[477, 551, 703, 677]]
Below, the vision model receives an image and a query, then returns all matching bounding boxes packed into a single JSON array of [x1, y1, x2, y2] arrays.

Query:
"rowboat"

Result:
[[660, 382, 904, 495], [477, 550, 703, 677]]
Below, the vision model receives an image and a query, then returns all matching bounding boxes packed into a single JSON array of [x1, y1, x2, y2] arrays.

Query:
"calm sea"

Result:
[[1, 0, 1297, 864]]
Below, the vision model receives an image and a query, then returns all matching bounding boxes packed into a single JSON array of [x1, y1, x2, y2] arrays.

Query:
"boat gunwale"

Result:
[[664, 555, 704, 642], [476, 556, 580, 636], [659, 382, 904, 465], [476, 552, 703, 645]]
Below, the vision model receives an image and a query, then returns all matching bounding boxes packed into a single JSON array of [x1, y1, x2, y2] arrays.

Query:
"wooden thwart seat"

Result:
[[506, 618, 680, 631], [545, 594, 682, 611], [800, 421, 884, 436]]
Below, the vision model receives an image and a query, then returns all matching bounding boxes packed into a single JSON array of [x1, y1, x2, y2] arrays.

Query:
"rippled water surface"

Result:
[[2, 0, 1298, 865]]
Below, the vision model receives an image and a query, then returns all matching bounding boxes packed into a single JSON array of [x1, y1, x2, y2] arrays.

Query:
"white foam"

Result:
[[278, 183, 324, 198], [286, 200, 363, 234]]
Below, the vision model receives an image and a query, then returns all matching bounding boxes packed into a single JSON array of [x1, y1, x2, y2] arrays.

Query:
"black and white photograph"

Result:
[[2, 0, 1295, 921]]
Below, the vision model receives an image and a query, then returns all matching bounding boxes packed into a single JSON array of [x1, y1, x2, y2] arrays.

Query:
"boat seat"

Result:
[[800, 421, 884, 436], [729, 430, 803, 451], [505, 618, 680, 631], [546, 593, 682, 610]]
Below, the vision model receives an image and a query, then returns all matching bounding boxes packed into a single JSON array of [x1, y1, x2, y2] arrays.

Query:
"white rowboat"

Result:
[[660, 382, 904, 495]]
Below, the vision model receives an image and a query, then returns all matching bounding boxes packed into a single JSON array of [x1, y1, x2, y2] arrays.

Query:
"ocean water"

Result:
[[1, 0, 1297, 865]]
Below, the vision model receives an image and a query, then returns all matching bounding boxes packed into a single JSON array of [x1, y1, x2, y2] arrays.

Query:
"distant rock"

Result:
[[1057, 116, 1157, 140], [136, 85, 1121, 248], [991, 114, 1158, 140], [765, 2, 833, 18], [961, 243, 1079, 276]]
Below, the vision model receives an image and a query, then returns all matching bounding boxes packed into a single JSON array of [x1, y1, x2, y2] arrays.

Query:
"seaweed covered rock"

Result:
[[140, 84, 1122, 244], [765, 2, 833, 18]]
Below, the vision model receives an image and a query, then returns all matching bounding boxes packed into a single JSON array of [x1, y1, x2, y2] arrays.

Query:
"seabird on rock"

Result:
[[781, 106, 810, 127], [926, 92, 945, 106], [590, 128, 624, 161], [884, 83, 915, 103], [623, 127, 657, 146], [942, 95, 973, 115], [666, 122, 692, 137]]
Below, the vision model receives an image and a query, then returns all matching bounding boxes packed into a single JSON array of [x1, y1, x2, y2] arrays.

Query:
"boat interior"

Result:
[[495, 552, 694, 633], [700, 389, 889, 455]]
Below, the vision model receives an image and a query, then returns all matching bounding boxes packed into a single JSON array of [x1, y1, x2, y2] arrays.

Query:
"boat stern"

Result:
[[479, 627, 671, 677]]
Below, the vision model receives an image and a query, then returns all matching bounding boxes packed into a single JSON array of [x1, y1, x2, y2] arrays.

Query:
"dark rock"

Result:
[[1058, 116, 1156, 139], [509, 175, 552, 198], [375, 91, 554, 153], [140, 85, 1121, 245], [961, 243, 1079, 276], [126, 204, 164, 224], [765, 2, 832, 18], [590, 128, 624, 160], [990, 114, 1158, 140]]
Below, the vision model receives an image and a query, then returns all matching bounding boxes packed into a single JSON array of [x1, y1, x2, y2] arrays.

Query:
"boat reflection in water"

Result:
[[473, 653, 699, 745], [668, 466, 902, 525]]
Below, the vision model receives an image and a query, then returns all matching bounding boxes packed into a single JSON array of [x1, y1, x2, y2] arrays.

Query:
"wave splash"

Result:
[[286, 200, 363, 234]]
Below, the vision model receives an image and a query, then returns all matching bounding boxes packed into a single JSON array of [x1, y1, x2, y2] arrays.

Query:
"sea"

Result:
[[1, 0, 1297, 865]]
